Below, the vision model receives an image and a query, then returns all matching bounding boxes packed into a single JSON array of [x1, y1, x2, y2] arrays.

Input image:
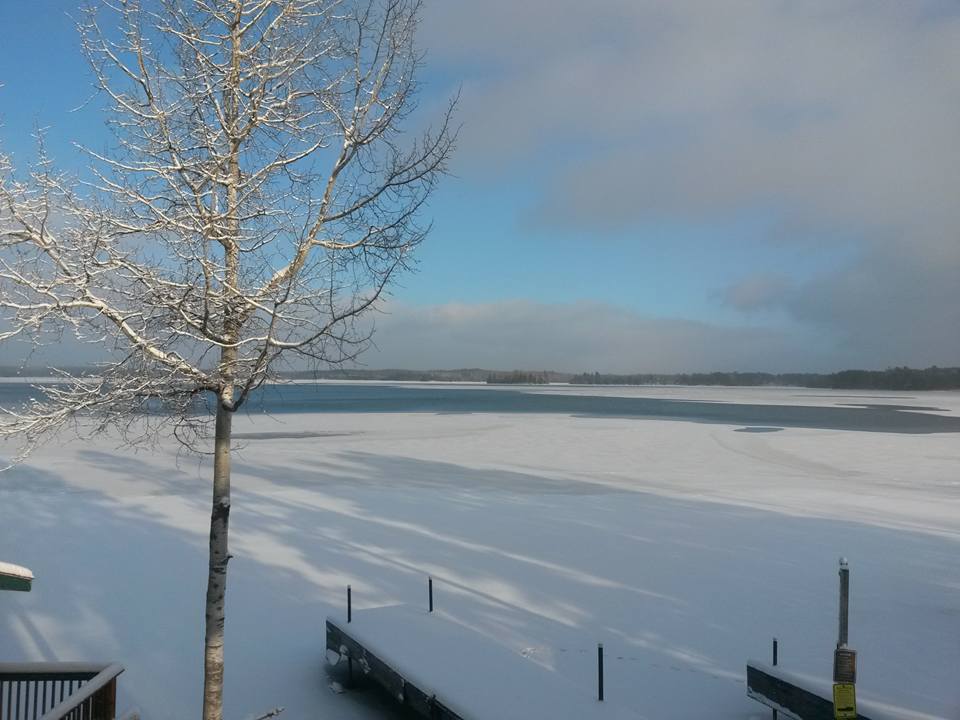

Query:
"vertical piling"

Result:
[[838, 558, 849, 647], [772, 638, 779, 720], [429, 577, 434, 613], [597, 643, 604, 702], [347, 585, 354, 685], [833, 558, 858, 717]]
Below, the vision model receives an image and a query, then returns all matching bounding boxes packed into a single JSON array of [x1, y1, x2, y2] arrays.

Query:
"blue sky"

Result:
[[1, 1, 958, 372]]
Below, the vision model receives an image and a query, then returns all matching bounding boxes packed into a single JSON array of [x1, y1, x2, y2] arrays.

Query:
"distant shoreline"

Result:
[[2, 365, 958, 391]]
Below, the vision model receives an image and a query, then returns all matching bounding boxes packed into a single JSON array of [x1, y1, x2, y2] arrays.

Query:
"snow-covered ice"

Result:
[[1, 385, 958, 719]]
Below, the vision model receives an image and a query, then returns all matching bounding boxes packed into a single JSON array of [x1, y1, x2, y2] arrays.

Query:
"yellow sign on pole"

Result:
[[833, 682, 857, 720]]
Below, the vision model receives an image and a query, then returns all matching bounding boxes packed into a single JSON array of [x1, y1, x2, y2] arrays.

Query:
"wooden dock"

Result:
[[746, 661, 944, 720], [326, 605, 643, 719], [747, 662, 870, 720], [327, 615, 465, 719]]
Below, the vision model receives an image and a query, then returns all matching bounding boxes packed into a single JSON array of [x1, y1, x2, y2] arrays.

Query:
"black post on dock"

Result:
[[772, 638, 778, 720], [597, 643, 604, 702], [428, 576, 434, 613], [838, 558, 849, 648], [347, 584, 354, 685]]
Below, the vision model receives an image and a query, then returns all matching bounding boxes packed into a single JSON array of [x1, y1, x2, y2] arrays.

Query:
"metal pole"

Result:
[[838, 558, 849, 647], [833, 558, 858, 718], [347, 584, 354, 685], [597, 643, 604, 702], [429, 577, 434, 613], [772, 638, 779, 720]]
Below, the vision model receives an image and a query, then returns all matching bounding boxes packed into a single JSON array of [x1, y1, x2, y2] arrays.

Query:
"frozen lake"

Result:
[[1, 384, 958, 719], [2, 381, 960, 433]]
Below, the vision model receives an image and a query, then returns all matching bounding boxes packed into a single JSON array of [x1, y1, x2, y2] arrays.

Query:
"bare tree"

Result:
[[0, 1, 455, 718]]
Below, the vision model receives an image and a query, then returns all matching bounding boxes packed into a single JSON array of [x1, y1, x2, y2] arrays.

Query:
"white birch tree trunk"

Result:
[[203, 396, 232, 720]]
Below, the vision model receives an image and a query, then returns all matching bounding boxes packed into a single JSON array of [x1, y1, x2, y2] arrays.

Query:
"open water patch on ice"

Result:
[[232, 431, 361, 440], [835, 403, 950, 412], [5, 382, 960, 433]]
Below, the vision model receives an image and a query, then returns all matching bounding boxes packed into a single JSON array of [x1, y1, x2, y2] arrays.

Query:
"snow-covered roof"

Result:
[[0, 561, 34, 580]]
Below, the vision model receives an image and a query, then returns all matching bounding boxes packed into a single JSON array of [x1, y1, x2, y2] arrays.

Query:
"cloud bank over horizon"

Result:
[[1, 296, 954, 374], [360, 299, 936, 374]]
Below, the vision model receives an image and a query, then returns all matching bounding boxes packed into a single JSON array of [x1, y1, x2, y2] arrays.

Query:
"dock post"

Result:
[[428, 577, 434, 613], [838, 558, 849, 648], [772, 638, 778, 720], [832, 558, 858, 719], [346, 585, 354, 685], [597, 643, 604, 702]]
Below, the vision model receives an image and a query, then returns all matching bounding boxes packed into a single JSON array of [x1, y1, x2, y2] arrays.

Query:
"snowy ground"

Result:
[[1, 385, 958, 719]]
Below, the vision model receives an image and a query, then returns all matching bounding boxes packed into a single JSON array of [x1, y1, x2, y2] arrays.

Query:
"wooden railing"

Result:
[[0, 663, 123, 720]]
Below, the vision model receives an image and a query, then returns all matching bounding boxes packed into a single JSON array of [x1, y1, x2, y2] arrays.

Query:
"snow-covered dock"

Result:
[[0, 560, 33, 592], [326, 605, 644, 719], [746, 661, 947, 720]]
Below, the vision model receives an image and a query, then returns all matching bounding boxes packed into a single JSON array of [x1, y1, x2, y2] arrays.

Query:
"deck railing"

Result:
[[0, 663, 123, 720]]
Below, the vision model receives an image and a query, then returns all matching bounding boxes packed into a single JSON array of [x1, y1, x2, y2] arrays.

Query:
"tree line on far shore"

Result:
[[486, 370, 550, 385], [568, 366, 960, 390], [3, 365, 958, 390]]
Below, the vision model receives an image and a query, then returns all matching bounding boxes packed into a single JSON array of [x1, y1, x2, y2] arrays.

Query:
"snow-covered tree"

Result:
[[0, 2, 455, 718]]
